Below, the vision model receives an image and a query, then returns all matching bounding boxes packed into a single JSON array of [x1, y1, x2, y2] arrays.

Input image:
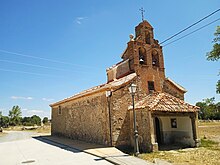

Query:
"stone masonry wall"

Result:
[[110, 83, 134, 147], [131, 109, 152, 152], [52, 92, 109, 145], [163, 80, 184, 100]]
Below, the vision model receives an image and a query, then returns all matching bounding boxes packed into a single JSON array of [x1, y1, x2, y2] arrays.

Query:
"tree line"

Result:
[[0, 105, 49, 128], [196, 97, 220, 120]]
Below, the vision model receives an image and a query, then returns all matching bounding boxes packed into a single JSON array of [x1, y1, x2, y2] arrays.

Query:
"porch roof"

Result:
[[129, 92, 199, 112]]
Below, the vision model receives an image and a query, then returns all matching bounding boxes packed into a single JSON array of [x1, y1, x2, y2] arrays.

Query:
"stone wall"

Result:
[[163, 80, 184, 100], [52, 92, 109, 145], [133, 109, 152, 152], [110, 83, 133, 147]]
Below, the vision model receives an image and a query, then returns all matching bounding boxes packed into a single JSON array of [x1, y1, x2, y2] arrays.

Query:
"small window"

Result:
[[58, 106, 62, 115], [148, 81, 155, 92], [171, 118, 177, 128]]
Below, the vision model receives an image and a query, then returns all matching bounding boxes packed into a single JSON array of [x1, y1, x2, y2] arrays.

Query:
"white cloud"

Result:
[[10, 96, 33, 100], [75, 17, 87, 24], [42, 98, 54, 102], [27, 110, 44, 113]]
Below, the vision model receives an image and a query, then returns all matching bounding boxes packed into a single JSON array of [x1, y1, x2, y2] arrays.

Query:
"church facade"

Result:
[[50, 20, 199, 152]]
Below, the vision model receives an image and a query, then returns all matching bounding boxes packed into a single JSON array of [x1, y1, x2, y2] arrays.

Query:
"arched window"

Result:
[[139, 47, 146, 65], [152, 50, 159, 67], [145, 31, 151, 44]]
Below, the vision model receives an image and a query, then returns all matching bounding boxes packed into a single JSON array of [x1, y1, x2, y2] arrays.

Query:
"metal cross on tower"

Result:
[[139, 7, 145, 22]]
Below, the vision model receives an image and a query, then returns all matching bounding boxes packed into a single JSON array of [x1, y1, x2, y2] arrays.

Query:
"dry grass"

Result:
[[198, 122, 220, 143], [35, 125, 51, 134], [0, 132, 7, 137], [139, 121, 220, 165], [3, 124, 51, 135]]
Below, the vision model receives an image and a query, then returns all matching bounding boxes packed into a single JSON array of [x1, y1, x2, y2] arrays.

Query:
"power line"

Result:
[[163, 18, 220, 47], [160, 8, 220, 44], [0, 68, 64, 78], [0, 59, 89, 73], [0, 49, 99, 69]]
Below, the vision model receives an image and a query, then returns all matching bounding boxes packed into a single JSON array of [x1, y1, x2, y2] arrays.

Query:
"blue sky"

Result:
[[0, 0, 219, 118]]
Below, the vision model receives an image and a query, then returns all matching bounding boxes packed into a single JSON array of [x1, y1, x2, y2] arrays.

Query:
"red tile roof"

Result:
[[50, 73, 137, 107], [129, 92, 199, 112]]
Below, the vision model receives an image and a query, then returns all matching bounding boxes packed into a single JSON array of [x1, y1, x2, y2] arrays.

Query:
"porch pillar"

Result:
[[190, 112, 200, 147]]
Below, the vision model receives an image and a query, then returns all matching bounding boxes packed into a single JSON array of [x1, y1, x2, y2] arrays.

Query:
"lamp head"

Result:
[[106, 90, 112, 97], [129, 83, 137, 94]]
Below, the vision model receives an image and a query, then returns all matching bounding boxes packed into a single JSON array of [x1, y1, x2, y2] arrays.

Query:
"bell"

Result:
[[139, 58, 144, 64]]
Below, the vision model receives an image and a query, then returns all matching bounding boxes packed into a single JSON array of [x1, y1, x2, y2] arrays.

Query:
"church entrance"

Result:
[[155, 117, 162, 145]]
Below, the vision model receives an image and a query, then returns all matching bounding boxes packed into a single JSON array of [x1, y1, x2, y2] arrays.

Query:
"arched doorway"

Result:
[[155, 117, 162, 144]]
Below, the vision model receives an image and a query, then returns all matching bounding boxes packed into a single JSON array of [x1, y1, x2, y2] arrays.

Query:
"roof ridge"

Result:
[[50, 73, 137, 107]]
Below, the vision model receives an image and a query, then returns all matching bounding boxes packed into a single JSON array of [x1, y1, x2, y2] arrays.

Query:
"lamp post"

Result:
[[128, 83, 140, 156], [106, 90, 112, 146]]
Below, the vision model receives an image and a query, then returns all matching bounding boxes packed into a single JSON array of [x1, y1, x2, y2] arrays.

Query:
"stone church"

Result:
[[50, 20, 199, 152]]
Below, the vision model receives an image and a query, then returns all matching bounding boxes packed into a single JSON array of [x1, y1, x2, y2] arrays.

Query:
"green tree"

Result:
[[0, 115, 10, 128], [22, 117, 33, 126], [196, 97, 220, 120], [42, 117, 49, 124], [196, 102, 207, 119], [8, 105, 22, 126], [31, 115, 41, 126], [207, 26, 220, 93]]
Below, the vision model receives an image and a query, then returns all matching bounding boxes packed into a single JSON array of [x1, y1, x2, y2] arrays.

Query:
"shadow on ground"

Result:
[[34, 136, 82, 153], [33, 135, 129, 161]]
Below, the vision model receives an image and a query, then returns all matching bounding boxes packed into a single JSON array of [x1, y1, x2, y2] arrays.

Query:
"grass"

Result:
[[139, 121, 220, 165], [200, 138, 219, 148]]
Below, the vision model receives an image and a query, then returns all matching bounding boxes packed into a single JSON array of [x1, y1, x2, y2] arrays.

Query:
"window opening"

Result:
[[148, 81, 155, 92], [152, 50, 159, 67], [58, 106, 62, 115], [171, 118, 177, 128], [145, 31, 151, 44], [139, 48, 146, 65]]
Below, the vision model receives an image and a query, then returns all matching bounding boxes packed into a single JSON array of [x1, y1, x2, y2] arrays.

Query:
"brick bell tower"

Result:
[[121, 20, 165, 94]]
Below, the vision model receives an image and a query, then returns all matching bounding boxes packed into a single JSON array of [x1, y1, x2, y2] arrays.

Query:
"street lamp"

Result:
[[128, 83, 140, 156], [106, 90, 112, 146]]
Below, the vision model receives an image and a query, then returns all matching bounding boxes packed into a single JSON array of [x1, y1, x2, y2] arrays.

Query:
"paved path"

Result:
[[0, 131, 113, 165], [0, 137, 113, 165], [0, 131, 36, 143], [0, 131, 169, 165]]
